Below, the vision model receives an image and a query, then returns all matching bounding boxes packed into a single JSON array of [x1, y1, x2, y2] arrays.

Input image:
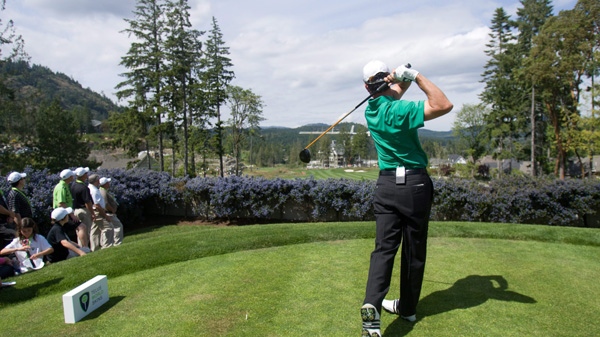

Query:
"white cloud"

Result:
[[2, 0, 578, 131]]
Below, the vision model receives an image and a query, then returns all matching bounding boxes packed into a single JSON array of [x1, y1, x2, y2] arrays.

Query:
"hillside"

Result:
[[0, 60, 121, 120]]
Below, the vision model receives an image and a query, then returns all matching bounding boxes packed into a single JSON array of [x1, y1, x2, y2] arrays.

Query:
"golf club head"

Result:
[[299, 149, 311, 163]]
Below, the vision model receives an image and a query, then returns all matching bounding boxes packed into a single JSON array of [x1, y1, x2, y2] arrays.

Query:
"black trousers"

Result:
[[363, 171, 433, 316]]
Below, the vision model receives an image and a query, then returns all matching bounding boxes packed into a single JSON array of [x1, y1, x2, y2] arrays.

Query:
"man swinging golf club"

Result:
[[360, 60, 453, 337]]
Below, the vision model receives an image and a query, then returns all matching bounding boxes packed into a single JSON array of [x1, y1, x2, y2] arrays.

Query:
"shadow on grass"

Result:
[[79, 296, 126, 322], [0, 277, 64, 304], [383, 275, 536, 336]]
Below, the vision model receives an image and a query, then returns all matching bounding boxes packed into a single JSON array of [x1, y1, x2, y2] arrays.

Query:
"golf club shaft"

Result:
[[303, 82, 388, 150]]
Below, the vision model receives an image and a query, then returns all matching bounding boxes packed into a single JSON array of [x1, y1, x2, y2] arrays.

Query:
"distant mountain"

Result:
[[268, 123, 453, 140], [418, 129, 454, 139], [0, 60, 122, 121]]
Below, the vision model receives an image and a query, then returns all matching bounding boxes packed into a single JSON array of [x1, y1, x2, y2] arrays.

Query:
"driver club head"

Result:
[[299, 149, 311, 163]]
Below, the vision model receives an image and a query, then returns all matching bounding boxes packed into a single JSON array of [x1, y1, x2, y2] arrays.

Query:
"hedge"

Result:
[[1, 168, 599, 235]]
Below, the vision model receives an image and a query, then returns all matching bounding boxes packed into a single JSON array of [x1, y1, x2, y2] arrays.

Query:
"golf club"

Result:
[[299, 64, 411, 163]]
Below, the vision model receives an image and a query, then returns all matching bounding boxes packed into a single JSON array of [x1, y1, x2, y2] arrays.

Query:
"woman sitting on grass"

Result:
[[0, 217, 53, 273], [46, 207, 90, 263]]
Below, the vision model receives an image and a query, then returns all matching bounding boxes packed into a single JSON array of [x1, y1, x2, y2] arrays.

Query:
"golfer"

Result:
[[360, 60, 452, 337]]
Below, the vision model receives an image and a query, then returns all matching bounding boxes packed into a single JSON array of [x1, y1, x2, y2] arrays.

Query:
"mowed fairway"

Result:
[[246, 166, 380, 180], [1, 222, 599, 336]]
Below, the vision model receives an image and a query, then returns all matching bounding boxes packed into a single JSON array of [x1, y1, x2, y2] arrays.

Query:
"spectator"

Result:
[[99, 177, 123, 246], [0, 189, 17, 250], [1, 218, 53, 273], [53, 169, 75, 208], [70, 167, 93, 249], [46, 207, 90, 263], [6, 172, 32, 229], [53, 169, 88, 248], [88, 174, 114, 251], [0, 255, 14, 279]]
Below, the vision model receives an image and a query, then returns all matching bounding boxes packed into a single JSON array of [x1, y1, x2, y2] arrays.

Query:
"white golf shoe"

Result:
[[382, 299, 417, 322], [361, 303, 381, 337]]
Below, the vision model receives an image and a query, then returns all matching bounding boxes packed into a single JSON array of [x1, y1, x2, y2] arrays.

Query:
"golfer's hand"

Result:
[[393, 64, 419, 82]]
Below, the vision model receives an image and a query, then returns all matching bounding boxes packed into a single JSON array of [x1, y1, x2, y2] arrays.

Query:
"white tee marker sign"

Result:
[[62, 275, 109, 323]]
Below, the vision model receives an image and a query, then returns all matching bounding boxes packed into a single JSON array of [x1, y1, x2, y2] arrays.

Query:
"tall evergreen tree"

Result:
[[116, 0, 167, 171], [163, 0, 204, 176], [480, 8, 524, 176], [514, 0, 554, 176], [202, 17, 234, 177]]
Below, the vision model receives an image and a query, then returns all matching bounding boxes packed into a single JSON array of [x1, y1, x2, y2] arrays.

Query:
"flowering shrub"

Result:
[[2, 168, 599, 230], [432, 176, 600, 226]]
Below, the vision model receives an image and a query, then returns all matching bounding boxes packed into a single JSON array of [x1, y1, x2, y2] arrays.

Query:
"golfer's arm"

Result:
[[416, 74, 453, 121], [396, 81, 411, 99]]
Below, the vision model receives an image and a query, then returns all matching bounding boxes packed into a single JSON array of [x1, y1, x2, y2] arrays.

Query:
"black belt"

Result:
[[379, 168, 428, 176]]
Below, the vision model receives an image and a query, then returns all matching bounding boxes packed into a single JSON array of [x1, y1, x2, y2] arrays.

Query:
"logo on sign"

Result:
[[79, 292, 90, 312]]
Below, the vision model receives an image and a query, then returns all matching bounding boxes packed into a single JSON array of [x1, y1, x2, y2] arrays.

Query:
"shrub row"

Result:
[[1, 168, 599, 234]]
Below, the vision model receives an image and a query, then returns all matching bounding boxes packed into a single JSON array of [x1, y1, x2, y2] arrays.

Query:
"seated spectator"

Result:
[[0, 189, 17, 250], [46, 207, 90, 263], [1, 218, 53, 273], [0, 255, 15, 279]]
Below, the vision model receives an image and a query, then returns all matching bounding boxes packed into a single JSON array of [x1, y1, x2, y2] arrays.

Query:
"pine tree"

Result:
[[514, 0, 554, 176], [202, 17, 235, 177], [163, 0, 204, 176], [33, 100, 95, 171], [480, 8, 523, 176], [116, 0, 167, 171]]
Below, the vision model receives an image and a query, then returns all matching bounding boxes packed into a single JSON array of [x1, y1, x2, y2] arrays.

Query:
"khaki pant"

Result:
[[90, 212, 115, 252], [73, 208, 92, 248], [108, 213, 124, 246]]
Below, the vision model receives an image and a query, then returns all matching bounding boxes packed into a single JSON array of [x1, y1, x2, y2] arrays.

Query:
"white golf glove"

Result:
[[393, 64, 419, 82]]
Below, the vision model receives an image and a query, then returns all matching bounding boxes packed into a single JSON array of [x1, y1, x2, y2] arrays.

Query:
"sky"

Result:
[[3, 0, 578, 131]]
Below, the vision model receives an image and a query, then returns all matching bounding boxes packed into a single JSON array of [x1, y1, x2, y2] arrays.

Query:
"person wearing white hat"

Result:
[[99, 177, 123, 246], [69, 167, 93, 249], [360, 60, 453, 336], [86, 174, 115, 251], [0, 188, 17, 249], [5, 172, 32, 229], [52, 168, 89, 251], [46, 207, 90, 263], [53, 169, 75, 209]]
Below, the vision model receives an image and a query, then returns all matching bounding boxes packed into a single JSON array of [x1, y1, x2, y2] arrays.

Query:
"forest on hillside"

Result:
[[0, 0, 598, 180]]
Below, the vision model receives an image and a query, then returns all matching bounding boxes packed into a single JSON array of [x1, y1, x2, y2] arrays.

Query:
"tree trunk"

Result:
[[531, 85, 537, 177], [217, 105, 224, 177]]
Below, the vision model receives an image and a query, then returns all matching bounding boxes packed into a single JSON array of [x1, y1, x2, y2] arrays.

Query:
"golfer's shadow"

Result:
[[383, 275, 536, 336]]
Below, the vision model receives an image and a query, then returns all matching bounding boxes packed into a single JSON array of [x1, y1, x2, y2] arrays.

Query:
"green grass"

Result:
[[245, 166, 380, 180], [1, 222, 599, 336]]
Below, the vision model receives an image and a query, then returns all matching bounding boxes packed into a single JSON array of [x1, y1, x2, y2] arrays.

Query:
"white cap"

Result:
[[7, 172, 26, 184], [60, 169, 75, 180], [51, 207, 73, 221], [363, 60, 389, 83], [74, 167, 90, 177], [99, 177, 112, 186]]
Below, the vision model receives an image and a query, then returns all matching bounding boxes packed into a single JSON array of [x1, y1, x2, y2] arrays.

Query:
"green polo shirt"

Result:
[[53, 180, 73, 208], [364, 96, 427, 170]]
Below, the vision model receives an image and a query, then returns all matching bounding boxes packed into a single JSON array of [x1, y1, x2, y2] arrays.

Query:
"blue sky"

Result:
[[3, 0, 578, 131]]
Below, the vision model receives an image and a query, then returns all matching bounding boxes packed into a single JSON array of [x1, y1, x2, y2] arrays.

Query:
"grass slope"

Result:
[[1, 222, 599, 336]]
